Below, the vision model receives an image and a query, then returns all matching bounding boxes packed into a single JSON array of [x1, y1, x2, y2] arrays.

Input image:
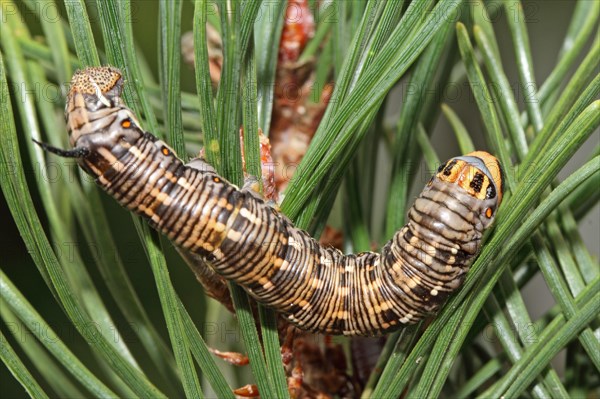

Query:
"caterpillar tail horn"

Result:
[[32, 139, 90, 158]]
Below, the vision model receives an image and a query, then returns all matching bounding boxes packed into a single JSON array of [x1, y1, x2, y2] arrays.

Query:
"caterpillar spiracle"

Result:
[[36, 67, 503, 336]]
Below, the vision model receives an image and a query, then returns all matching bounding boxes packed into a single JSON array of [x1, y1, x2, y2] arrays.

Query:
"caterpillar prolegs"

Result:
[[38, 67, 503, 336]]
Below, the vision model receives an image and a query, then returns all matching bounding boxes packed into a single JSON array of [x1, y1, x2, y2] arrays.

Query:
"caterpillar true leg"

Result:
[[40, 66, 503, 336]]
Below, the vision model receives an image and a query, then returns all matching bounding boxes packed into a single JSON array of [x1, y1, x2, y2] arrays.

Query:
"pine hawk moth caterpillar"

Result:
[[36, 67, 503, 336]]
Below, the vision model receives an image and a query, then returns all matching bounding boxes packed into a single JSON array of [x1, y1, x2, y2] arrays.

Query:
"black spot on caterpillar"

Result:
[[36, 67, 503, 336]]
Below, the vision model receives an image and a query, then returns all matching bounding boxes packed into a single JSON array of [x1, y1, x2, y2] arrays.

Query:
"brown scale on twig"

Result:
[[269, 0, 332, 193]]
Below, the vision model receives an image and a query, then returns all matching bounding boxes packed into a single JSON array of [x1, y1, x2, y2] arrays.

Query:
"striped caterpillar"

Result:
[[37, 67, 503, 336]]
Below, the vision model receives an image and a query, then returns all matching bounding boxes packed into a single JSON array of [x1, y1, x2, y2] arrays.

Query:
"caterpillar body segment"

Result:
[[39, 67, 503, 336]]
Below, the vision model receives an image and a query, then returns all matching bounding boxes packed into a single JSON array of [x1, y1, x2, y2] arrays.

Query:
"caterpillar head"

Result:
[[67, 66, 123, 102], [433, 151, 503, 229], [65, 67, 143, 159]]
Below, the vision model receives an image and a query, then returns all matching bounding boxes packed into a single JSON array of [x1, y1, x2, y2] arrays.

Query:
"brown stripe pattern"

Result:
[[41, 67, 503, 336]]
